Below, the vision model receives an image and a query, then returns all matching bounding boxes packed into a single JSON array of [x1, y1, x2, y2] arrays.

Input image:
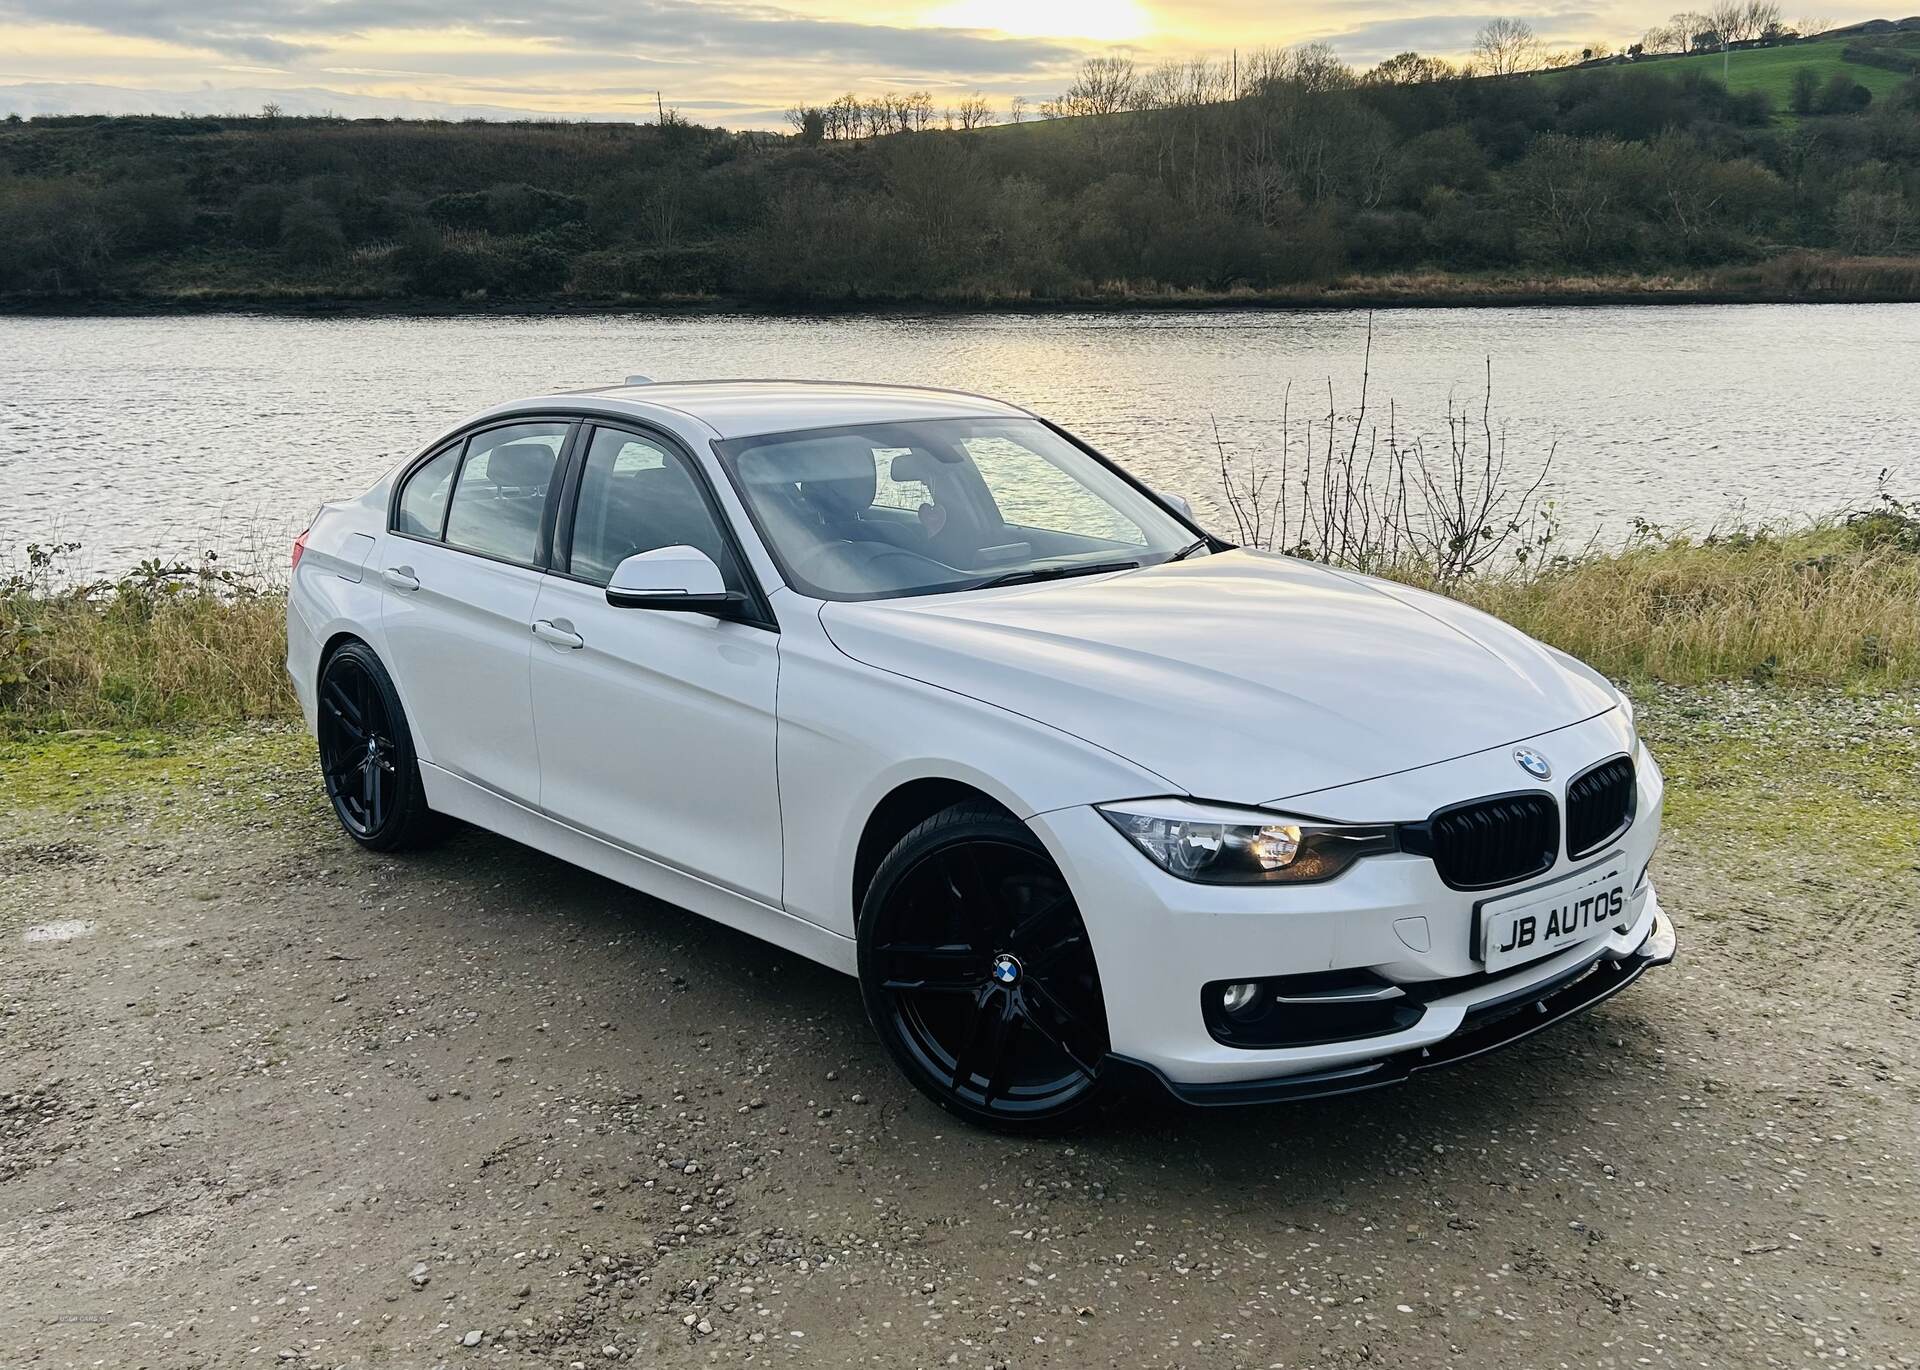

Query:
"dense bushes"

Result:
[[0, 64, 1916, 302]]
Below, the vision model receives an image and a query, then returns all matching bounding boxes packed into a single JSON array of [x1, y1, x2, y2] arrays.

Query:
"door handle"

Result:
[[531, 619, 584, 649], [382, 566, 420, 592]]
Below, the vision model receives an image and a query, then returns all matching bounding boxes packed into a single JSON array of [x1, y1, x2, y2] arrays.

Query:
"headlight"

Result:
[[1618, 690, 1641, 748], [1097, 798, 1397, 885]]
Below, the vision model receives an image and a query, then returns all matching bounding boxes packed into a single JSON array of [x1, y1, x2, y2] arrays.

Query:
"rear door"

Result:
[[527, 422, 784, 906], [379, 420, 572, 806]]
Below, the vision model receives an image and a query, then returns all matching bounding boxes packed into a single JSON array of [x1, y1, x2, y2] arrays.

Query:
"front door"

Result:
[[528, 423, 783, 906], [379, 421, 569, 805]]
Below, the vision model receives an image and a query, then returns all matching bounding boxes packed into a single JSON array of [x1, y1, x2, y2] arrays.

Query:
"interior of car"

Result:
[[731, 426, 1153, 597]]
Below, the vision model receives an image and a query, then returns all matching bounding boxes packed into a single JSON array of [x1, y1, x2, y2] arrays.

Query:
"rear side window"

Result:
[[395, 444, 459, 538], [443, 423, 568, 565]]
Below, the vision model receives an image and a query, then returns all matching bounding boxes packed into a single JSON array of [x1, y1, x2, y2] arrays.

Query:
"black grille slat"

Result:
[[1566, 755, 1636, 857], [1426, 793, 1558, 889]]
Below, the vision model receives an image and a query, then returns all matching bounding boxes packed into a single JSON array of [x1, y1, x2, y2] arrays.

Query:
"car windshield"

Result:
[[714, 417, 1197, 601]]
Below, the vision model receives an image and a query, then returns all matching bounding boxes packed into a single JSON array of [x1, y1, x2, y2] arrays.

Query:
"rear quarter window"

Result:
[[395, 444, 460, 538]]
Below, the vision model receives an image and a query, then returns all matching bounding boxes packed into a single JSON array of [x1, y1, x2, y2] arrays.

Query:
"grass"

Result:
[[3, 690, 1910, 895], [1635, 684, 1920, 874], [1456, 511, 1920, 685], [2, 553, 292, 735], [1541, 35, 1913, 113], [3, 502, 1917, 740]]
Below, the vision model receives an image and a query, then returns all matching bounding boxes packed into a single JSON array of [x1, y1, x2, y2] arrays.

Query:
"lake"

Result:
[[2, 304, 1916, 575]]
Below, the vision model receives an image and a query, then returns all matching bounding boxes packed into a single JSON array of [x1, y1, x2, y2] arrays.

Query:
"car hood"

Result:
[[817, 550, 1619, 807]]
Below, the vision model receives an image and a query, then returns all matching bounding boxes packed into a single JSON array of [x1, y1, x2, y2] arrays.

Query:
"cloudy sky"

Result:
[[0, 1, 1880, 126]]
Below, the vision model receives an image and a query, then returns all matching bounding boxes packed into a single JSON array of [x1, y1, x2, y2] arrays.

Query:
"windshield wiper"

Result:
[[1169, 538, 1210, 561], [972, 559, 1140, 590]]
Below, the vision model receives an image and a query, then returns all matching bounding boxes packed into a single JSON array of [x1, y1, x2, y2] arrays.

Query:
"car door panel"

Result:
[[375, 420, 569, 807], [528, 422, 784, 908], [528, 575, 782, 905], [380, 540, 544, 802]]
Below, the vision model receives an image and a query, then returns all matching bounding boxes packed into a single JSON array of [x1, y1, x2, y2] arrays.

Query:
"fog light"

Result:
[[1221, 981, 1262, 1017]]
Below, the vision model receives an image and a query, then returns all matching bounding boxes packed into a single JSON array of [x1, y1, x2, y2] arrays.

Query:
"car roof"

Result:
[[523, 379, 1033, 440]]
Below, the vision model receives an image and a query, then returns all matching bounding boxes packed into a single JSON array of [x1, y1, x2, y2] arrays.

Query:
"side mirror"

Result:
[[606, 546, 743, 612], [1158, 490, 1195, 520]]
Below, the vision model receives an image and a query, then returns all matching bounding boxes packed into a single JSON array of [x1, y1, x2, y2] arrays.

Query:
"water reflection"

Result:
[[1, 304, 1914, 572]]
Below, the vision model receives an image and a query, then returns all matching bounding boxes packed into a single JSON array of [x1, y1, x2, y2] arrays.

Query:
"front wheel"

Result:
[[858, 802, 1112, 1132], [316, 641, 438, 852]]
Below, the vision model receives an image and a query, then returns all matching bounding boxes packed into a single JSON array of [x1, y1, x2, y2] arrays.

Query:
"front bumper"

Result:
[[1027, 710, 1672, 1097], [1107, 903, 1675, 1105]]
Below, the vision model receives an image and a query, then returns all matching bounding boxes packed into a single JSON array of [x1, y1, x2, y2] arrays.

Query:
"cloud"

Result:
[[0, 0, 1081, 77], [1309, 8, 1607, 62]]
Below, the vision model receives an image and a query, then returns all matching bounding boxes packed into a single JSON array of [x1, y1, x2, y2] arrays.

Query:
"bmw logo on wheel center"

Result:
[[1513, 747, 1553, 780], [990, 954, 1022, 986]]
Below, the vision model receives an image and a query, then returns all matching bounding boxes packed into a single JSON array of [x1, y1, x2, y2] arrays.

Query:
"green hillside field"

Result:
[[1549, 34, 1915, 112]]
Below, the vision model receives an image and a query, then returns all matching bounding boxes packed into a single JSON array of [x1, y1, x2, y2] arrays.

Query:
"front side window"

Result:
[[715, 418, 1192, 601], [568, 427, 745, 591], [442, 423, 567, 565]]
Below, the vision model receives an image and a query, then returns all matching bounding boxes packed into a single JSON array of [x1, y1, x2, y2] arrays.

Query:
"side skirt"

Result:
[[419, 762, 858, 977]]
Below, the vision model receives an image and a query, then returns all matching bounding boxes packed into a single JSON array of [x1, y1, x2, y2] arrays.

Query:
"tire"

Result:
[[315, 641, 439, 853], [858, 801, 1113, 1133]]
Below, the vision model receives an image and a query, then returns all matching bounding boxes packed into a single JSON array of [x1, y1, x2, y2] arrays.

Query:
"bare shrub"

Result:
[[1213, 321, 1557, 587]]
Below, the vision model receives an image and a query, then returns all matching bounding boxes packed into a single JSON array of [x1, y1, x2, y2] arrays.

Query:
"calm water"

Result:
[[2, 305, 1916, 573]]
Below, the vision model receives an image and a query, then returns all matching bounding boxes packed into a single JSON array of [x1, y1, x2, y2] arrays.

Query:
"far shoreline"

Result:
[[7, 270, 1920, 321]]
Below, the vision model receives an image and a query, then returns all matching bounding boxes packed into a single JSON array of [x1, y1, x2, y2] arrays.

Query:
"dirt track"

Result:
[[2, 722, 1916, 1369]]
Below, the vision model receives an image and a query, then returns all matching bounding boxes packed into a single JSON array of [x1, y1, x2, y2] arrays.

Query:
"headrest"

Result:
[[484, 443, 555, 491], [738, 435, 876, 511]]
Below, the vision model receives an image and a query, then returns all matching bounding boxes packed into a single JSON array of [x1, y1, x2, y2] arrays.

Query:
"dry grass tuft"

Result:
[[4, 503, 1917, 736], [1455, 516, 1920, 685], [2, 550, 292, 733]]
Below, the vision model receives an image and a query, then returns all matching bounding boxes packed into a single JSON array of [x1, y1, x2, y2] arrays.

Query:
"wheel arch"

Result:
[[851, 777, 1018, 924], [318, 629, 369, 677]]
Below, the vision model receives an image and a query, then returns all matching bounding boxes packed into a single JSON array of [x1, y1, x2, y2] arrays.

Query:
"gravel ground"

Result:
[[2, 697, 1916, 1369]]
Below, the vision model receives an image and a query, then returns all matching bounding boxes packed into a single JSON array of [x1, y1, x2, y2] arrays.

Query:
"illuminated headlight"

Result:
[[1097, 798, 1397, 885]]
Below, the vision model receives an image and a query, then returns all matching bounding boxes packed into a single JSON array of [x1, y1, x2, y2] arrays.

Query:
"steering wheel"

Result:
[[793, 539, 958, 590]]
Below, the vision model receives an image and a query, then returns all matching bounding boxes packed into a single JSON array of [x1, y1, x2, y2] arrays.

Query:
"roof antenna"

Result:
[[624, 374, 653, 386]]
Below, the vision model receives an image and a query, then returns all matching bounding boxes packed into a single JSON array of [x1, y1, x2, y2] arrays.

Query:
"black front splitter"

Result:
[[1106, 910, 1676, 1108]]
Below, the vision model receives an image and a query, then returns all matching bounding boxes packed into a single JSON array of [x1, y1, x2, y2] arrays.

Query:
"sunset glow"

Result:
[[925, 0, 1154, 42], [0, 2, 1888, 127]]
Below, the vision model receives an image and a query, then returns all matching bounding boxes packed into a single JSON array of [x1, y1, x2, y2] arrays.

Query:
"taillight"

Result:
[[292, 528, 310, 571]]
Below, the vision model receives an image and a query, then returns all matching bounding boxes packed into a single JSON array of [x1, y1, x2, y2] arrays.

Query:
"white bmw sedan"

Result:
[[288, 379, 1675, 1130]]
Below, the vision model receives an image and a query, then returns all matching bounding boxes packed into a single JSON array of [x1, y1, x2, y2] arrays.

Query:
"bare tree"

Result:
[[1745, 1, 1785, 40], [1796, 14, 1832, 36], [1288, 42, 1358, 91], [1059, 54, 1139, 116], [954, 92, 995, 129], [1707, 0, 1749, 42], [1365, 51, 1458, 84], [1666, 11, 1711, 50], [1473, 18, 1542, 75], [784, 104, 825, 142], [1008, 94, 1029, 123]]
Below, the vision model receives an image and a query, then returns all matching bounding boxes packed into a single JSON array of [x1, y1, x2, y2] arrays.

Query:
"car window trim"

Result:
[[551, 418, 779, 633], [386, 417, 578, 573]]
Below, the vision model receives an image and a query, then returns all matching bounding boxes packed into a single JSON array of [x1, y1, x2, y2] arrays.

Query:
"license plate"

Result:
[[1479, 867, 1629, 973]]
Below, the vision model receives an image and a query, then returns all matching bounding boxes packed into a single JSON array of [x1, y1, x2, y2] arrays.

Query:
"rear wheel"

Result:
[[858, 802, 1112, 1132], [316, 641, 438, 852]]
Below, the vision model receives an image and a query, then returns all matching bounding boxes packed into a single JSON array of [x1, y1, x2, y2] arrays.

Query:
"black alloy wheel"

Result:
[[859, 802, 1112, 1131], [316, 641, 437, 851]]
